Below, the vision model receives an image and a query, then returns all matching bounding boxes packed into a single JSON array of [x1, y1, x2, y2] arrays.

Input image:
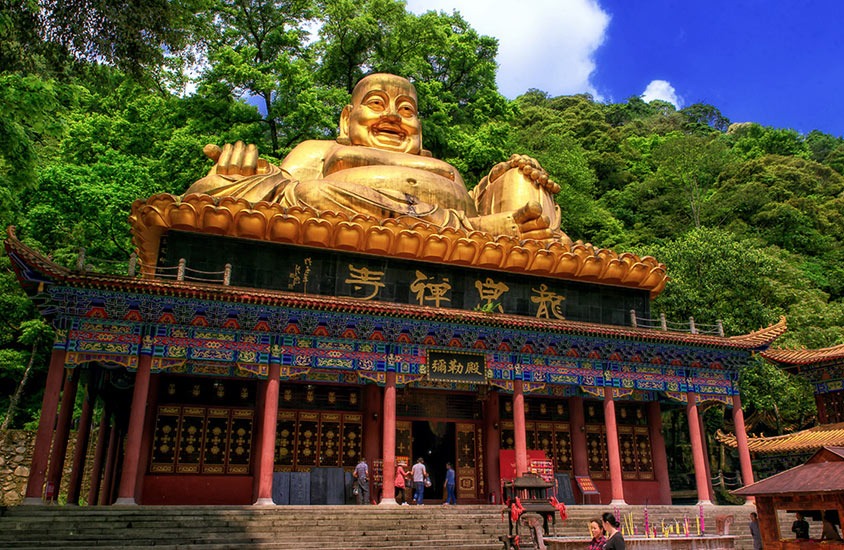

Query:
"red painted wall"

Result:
[[141, 475, 254, 505]]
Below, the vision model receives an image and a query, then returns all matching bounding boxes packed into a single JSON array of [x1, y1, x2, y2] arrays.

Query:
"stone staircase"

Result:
[[0, 503, 757, 550]]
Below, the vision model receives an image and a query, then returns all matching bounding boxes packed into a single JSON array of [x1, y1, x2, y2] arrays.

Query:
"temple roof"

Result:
[[732, 446, 844, 496], [762, 344, 844, 367], [129, 193, 671, 297], [5, 226, 787, 351], [717, 423, 844, 455]]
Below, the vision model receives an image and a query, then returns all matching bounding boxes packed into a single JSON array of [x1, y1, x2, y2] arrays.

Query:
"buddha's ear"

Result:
[[339, 104, 352, 140]]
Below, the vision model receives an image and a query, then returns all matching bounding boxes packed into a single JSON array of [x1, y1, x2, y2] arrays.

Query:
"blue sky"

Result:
[[404, 0, 844, 137]]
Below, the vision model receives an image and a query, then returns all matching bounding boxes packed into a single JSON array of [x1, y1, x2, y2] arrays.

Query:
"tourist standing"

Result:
[[588, 518, 606, 550], [749, 512, 762, 550], [353, 457, 369, 505], [411, 457, 428, 505], [601, 512, 625, 550], [792, 512, 810, 539], [394, 460, 409, 505], [443, 462, 456, 505]]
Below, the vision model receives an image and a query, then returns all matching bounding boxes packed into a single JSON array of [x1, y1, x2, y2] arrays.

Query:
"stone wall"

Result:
[[0, 429, 95, 506]]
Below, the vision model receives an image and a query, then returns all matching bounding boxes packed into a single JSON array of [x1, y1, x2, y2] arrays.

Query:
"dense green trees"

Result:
[[1, 0, 842, 442]]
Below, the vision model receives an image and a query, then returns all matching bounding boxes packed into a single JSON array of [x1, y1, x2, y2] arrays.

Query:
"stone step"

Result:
[[0, 504, 758, 550]]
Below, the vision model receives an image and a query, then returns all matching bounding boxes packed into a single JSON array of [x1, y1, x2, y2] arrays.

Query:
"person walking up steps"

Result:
[[394, 460, 409, 505], [443, 462, 456, 505], [411, 457, 428, 505], [353, 457, 369, 505]]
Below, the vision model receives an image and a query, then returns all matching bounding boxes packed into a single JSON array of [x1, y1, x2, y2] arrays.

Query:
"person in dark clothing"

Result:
[[792, 512, 810, 539], [443, 462, 456, 505], [602, 512, 625, 550]]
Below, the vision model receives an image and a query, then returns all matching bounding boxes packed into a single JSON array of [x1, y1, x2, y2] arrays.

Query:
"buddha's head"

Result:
[[339, 73, 423, 155]]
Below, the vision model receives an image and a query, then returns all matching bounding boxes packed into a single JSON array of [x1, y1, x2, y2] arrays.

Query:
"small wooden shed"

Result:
[[733, 446, 844, 549]]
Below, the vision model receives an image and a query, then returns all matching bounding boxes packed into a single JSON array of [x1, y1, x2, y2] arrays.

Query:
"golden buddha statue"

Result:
[[184, 73, 571, 244]]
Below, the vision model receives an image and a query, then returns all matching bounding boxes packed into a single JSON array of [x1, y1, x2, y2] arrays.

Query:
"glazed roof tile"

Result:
[[717, 423, 844, 455], [762, 344, 844, 366], [5, 226, 786, 350]]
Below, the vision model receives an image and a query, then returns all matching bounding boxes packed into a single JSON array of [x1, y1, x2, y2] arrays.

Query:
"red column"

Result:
[[513, 380, 528, 476], [647, 400, 672, 504], [100, 422, 120, 505], [362, 383, 381, 501], [250, 375, 266, 503], [698, 408, 716, 501], [817, 394, 827, 424], [23, 348, 66, 504], [732, 394, 755, 497], [66, 381, 96, 505], [569, 396, 589, 476], [604, 387, 626, 504], [380, 372, 397, 505], [45, 367, 80, 502], [484, 390, 501, 504], [255, 363, 280, 505], [686, 392, 712, 504], [87, 407, 111, 506], [115, 353, 153, 504]]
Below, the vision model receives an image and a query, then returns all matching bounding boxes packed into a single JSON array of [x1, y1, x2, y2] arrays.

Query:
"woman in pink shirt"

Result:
[[394, 460, 409, 505]]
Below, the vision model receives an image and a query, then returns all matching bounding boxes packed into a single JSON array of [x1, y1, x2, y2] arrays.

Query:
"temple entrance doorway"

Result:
[[411, 420, 456, 502]]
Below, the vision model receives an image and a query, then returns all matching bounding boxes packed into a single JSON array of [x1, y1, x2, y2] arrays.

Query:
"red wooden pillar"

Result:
[[604, 387, 626, 504], [380, 372, 397, 505], [115, 353, 153, 504], [87, 406, 111, 506], [569, 396, 589, 475], [732, 393, 755, 499], [251, 375, 266, 503], [363, 383, 381, 501], [697, 407, 716, 501], [99, 421, 120, 505], [66, 380, 97, 505], [45, 367, 81, 503], [647, 400, 672, 504], [686, 391, 712, 504], [513, 380, 528, 476], [23, 348, 66, 504], [484, 390, 501, 504], [255, 363, 280, 505]]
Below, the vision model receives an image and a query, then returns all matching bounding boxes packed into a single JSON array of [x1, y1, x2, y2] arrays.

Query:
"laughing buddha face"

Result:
[[340, 73, 422, 155]]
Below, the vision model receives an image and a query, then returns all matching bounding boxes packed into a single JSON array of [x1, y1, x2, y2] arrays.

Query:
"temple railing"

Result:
[[630, 310, 724, 336]]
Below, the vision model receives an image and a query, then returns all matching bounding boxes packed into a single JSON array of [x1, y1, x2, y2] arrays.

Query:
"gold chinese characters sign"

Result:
[[424, 350, 487, 384]]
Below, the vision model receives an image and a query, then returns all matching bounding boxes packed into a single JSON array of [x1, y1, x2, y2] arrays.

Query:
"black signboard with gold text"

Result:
[[425, 350, 487, 384]]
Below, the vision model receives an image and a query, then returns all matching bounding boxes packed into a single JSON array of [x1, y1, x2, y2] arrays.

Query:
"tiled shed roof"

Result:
[[733, 446, 844, 496]]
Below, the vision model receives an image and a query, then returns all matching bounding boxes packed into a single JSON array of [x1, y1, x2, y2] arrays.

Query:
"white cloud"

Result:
[[404, 0, 610, 99], [641, 79, 683, 108]]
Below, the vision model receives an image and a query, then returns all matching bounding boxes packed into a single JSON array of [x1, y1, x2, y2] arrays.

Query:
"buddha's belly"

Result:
[[323, 166, 476, 214]]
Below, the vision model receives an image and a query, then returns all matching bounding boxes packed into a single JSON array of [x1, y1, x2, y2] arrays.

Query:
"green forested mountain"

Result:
[[1, 0, 839, 438]]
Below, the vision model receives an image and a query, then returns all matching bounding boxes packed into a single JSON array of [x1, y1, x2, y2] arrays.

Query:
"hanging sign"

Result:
[[425, 350, 487, 384]]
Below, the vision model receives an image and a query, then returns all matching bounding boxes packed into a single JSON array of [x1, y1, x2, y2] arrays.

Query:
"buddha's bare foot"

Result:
[[513, 201, 555, 241]]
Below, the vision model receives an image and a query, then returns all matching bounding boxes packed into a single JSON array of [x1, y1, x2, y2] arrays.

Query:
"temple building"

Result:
[[6, 196, 783, 507], [5, 73, 787, 508], [718, 345, 844, 478]]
